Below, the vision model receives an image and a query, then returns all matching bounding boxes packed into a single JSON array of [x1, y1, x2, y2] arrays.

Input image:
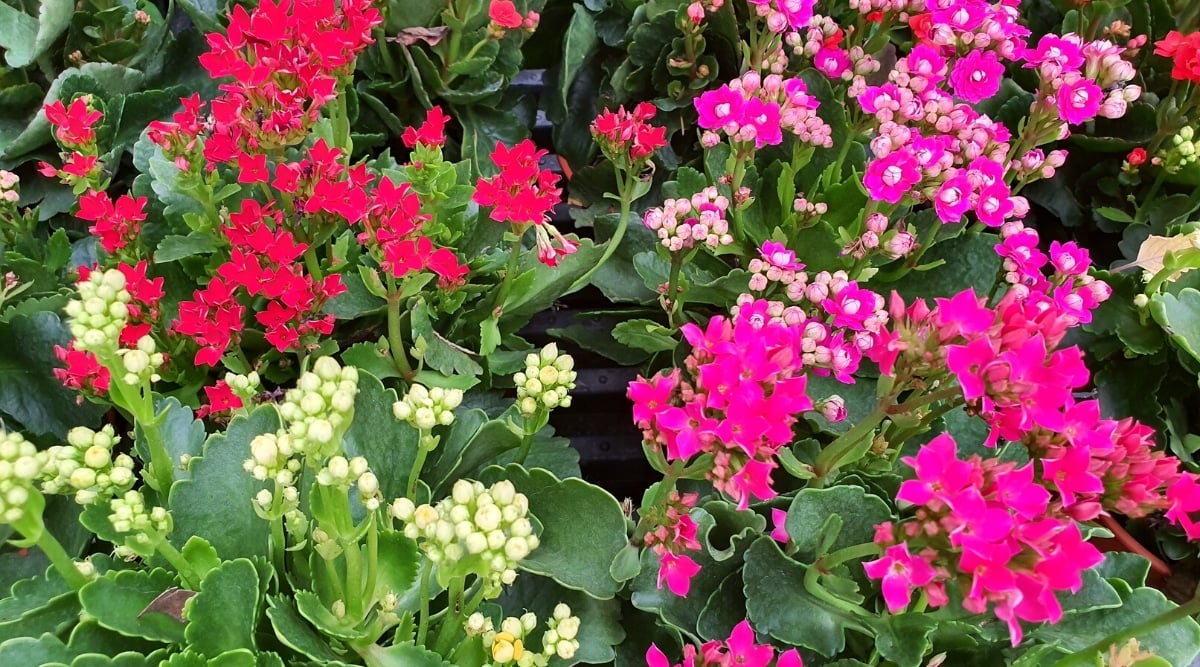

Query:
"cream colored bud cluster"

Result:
[[316, 455, 369, 490], [108, 490, 171, 555], [64, 268, 131, 356], [513, 344, 576, 418], [469, 603, 581, 666], [41, 425, 135, 505], [243, 432, 302, 489], [115, 335, 165, 386], [391, 479, 537, 594], [0, 431, 42, 524], [393, 383, 463, 434], [1164, 127, 1199, 174], [225, 371, 261, 405], [278, 357, 358, 458]]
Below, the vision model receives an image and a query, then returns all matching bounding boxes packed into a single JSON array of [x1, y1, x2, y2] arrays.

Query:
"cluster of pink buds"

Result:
[[842, 212, 916, 260], [642, 188, 734, 252], [684, 0, 725, 24], [746, 0, 816, 33], [696, 72, 833, 149], [1023, 34, 1142, 128]]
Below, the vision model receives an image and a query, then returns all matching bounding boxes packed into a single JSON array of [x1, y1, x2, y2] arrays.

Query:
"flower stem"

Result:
[[156, 538, 200, 589], [665, 253, 685, 329], [812, 402, 890, 486], [364, 513, 379, 607], [514, 414, 538, 465], [415, 561, 432, 646], [432, 575, 465, 655], [569, 171, 635, 293], [491, 225, 527, 320], [37, 528, 89, 591], [407, 435, 433, 500], [386, 276, 414, 379]]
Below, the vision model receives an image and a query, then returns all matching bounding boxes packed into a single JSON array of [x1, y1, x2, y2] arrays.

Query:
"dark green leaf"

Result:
[[341, 371, 418, 503], [611, 319, 677, 353], [786, 486, 891, 560], [154, 233, 220, 263], [265, 596, 341, 662], [0, 312, 106, 438]]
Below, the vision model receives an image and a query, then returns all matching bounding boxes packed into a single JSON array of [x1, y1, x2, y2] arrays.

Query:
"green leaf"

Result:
[[743, 537, 866, 657], [0, 566, 78, 644], [265, 596, 341, 662], [499, 240, 605, 325], [548, 321, 651, 366], [611, 319, 678, 353], [1, 0, 71, 68], [168, 406, 278, 561], [696, 572, 746, 640], [294, 590, 370, 641], [180, 537, 221, 580], [890, 232, 999, 300], [872, 613, 936, 667], [175, 0, 222, 33], [559, 6, 597, 115], [0, 633, 76, 665], [1150, 289, 1200, 363], [357, 642, 454, 667], [341, 371, 419, 502], [374, 530, 420, 603], [184, 559, 259, 656], [0, 4, 39, 69], [1059, 567, 1122, 615], [1034, 587, 1200, 667], [1095, 552, 1150, 588], [1096, 206, 1135, 224], [412, 299, 483, 378], [498, 573, 625, 665], [342, 342, 403, 382], [488, 465, 627, 599], [457, 105, 529, 177], [154, 233, 220, 263], [79, 569, 186, 644], [609, 543, 642, 583], [785, 486, 891, 560], [324, 272, 387, 320], [0, 312, 107, 438]]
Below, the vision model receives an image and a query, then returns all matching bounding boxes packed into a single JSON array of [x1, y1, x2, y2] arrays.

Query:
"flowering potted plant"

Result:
[[4, 0, 1200, 666]]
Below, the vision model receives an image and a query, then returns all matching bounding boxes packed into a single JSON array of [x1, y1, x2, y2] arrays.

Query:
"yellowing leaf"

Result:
[[1136, 233, 1200, 282]]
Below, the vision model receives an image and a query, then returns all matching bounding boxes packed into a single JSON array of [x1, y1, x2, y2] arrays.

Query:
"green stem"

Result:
[[812, 402, 891, 485], [156, 539, 200, 589], [1048, 595, 1200, 667], [1133, 169, 1169, 224], [386, 276, 414, 379], [819, 542, 883, 569], [36, 529, 89, 590], [491, 225, 527, 320], [803, 551, 874, 618], [569, 171, 636, 293], [407, 436, 433, 500], [304, 247, 324, 281], [665, 253, 685, 329], [323, 555, 347, 606], [444, 37, 491, 87], [889, 385, 962, 416], [269, 487, 287, 587], [415, 562, 433, 646], [432, 575, 466, 655], [364, 513, 379, 608], [514, 415, 537, 465]]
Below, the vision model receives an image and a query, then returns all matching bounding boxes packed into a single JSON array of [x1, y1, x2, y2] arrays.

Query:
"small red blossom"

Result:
[[1155, 31, 1200, 83], [591, 103, 667, 166], [402, 106, 450, 148], [54, 343, 111, 397], [473, 140, 562, 226], [1126, 147, 1147, 166], [488, 0, 523, 29], [44, 98, 103, 148], [196, 380, 244, 418], [77, 190, 148, 253]]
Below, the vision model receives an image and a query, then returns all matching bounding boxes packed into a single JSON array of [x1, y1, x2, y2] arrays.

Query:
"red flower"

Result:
[[77, 190, 148, 253], [1127, 147, 1147, 166], [402, 106, 450, 148], [488, 0, 523, 29], [197, 380, 244, 418], [44, 98, 103, 148], [1156, 31, 1200, 83], [591, 103, 667, 166], [473, 140, 562, 225], [54, 343, 111, 397]]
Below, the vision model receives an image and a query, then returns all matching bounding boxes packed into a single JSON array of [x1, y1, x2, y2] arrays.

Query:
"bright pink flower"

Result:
[[863, 544, 937, 613], [949, 50, 1005, 103], [657, 551, 701, 596], [1057, 73, 1103, 124], [725, 620, 774, 667], [770, 508, 790, 544], [864, 149, 921, 204], [488, 0, 523, 28], [473, 140, 562, 225], [695, 85, 746, 132]]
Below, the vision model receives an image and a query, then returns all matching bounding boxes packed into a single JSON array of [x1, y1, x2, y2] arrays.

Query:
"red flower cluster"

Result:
[[474, 140, 561, 225], [150, 0, 381, 167], [474, 140, 578, 266], [357, 176, 467, 286], [76, 190, 147, 254], [591, 102, 667, 166], [402, 106, 450, 149], [1156, 30, 1200, 84], [44, 98, 102, 148], [175, 200, 345, 364]]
